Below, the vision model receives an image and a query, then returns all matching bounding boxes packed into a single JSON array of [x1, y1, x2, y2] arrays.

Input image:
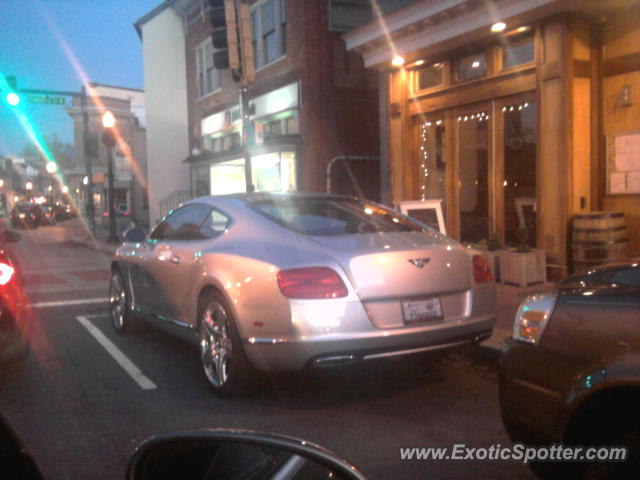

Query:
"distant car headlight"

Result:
[[513, 292, 558, 345]]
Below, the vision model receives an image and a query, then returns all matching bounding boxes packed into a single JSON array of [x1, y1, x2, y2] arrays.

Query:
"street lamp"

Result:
[[102, 110, 118, 243], [25, 182, 33, 191], [46, 161, 57, 203], [46, 161, 57, 174], [62, 185, 69, 194]]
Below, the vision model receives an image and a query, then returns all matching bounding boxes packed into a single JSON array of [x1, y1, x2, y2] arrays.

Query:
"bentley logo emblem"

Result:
[[408, 258, 430, 268]]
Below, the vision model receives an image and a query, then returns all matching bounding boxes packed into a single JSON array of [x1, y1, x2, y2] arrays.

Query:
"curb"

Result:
[[70, 236, 118, 257], [472, 328, 511, 360]]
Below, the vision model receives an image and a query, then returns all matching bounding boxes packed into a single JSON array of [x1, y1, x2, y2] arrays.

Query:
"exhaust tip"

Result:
[[313, 354, 357, 367]]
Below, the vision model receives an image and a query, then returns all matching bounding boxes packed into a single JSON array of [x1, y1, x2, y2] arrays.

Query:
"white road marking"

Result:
[[31, 298, 108, 308], [75, 315, 157, 390]]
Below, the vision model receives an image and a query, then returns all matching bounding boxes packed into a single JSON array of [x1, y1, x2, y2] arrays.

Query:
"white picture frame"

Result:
[[398, 199, 446, 235]]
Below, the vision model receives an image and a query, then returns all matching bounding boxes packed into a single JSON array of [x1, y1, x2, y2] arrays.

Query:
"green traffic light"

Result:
[[6, 92, 20, 106]]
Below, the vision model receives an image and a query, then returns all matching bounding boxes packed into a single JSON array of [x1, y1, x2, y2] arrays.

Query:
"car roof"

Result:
[[185, 192, 359, 208]]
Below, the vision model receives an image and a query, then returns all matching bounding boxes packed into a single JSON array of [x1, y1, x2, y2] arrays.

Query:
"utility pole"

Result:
[[101, 111, 118, 243], [81, 86, 96, 235], [211, 0, 256, 192], [237, 0, 255, 192]]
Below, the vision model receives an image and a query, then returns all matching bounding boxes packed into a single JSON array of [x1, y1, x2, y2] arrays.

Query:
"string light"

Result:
[[419, 120, 444, 200], [456, 111, 489, 122], [502, 101, 530, 113]]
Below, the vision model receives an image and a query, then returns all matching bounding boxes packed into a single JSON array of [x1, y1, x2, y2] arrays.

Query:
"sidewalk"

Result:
[[70, 216, 132, 257]]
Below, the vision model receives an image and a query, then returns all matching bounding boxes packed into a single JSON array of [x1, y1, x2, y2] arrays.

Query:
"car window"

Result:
[[569, 265, 640, 289], [250, 197, 425, 235], [199, 209, 231, 239], [600, 267, 640, 288], [150, 204, 212, 241]]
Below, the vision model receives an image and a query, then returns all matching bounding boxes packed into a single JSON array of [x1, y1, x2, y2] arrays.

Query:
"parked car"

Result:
[[0, 229, 28, 363], [9, 203, 43, 229], [40, 203, 62, 225], [500, 260, 640, 479], [60, 202, 78, 219], [111, 193, 496, 396]]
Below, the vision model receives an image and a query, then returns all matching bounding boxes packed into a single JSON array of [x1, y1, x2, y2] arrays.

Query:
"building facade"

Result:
[[136, 0, 380, 224], [345, 0, 640, 279], [66, 83, 149, 226]]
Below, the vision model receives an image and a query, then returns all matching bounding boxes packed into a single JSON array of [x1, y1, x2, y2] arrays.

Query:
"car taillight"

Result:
[[472, 255, 493, 283], [0, 263, 15, 285], [277, 267, 348, 299]]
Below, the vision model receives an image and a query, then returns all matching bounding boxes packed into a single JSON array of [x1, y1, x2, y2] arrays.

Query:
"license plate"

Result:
[[402, 297, 443, 324], [18, 213, 26, 219]]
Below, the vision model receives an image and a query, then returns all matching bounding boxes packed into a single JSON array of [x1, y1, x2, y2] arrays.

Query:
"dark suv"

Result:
[[500, 260, 640, 478]]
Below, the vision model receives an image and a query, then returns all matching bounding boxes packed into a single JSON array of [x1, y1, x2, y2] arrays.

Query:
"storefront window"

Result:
[[286, 115, 299, 134], [416, 63, 444, 91], [458, 112, 489, 243], [192, 166, 211, 197], [208, 152, 296, 195], [252, 152, 296, 192], [210, 158, 246, 195], [502, 35, 534, 69], [503, 101, 537, 246], [455, 53, 487, 82], [418, 120, 446, 211]]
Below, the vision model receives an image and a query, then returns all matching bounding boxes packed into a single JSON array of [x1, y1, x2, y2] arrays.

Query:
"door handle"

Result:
[[170, 256, 181, 265]]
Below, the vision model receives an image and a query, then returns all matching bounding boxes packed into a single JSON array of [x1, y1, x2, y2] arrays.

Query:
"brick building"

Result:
[[136, 0, 381, 224]]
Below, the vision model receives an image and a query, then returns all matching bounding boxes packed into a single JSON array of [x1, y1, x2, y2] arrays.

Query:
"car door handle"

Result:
[[170, 256, 181, 265]]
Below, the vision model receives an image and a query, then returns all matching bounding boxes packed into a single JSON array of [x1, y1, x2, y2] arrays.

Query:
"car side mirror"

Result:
[[0, 230, 21, 244], [123, 227, 146, 243], [126, 430, 367, 480]]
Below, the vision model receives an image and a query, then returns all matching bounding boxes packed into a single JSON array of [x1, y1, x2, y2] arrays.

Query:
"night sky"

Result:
[[0, 0, 161, 157]]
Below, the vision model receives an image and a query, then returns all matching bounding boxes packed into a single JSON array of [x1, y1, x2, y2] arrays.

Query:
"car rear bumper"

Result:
[[244, 313, 495, 371], [499, 339, 564, 445]]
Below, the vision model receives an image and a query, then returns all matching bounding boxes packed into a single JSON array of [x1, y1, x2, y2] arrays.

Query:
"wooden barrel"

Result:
[[572, 212, 628, 273]]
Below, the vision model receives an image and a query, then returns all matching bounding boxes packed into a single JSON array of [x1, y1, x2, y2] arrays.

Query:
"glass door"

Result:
[[496, 93, 537, 247], [456, 105, 491, 244]]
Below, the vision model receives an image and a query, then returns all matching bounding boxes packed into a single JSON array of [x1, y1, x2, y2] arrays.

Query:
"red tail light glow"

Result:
[[0, 263, 15, 285], [277, 267, 348, 299], [472, 255, 493, 283]]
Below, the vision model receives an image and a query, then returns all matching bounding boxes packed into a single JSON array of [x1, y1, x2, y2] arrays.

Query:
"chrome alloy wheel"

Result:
[[109, 271, 127, 331], [199, 302, 233, 388]]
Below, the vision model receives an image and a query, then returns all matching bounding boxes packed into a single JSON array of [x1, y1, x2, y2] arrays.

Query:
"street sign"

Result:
[[27, 94, 66, 105]]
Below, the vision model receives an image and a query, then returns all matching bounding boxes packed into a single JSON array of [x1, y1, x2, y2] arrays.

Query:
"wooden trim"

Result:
[[573, 59, 591, 78], [603, 52, 640, 77], [590, 25, 603, 211], [539, 60, 561, 80], [492, 100, 504, 243], [561, 20, 571, 266], [409, 71, 535, 115], [445, 110, 459, 239], [489, 100, 500, 241]]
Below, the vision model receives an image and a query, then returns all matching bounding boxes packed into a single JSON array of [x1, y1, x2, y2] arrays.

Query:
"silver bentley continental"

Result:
[[110, 193, 496, 396]]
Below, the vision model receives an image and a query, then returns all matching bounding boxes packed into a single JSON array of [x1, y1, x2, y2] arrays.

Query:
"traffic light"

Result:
[[209, 0, 240, 79], [2, 75, 20, 107], [5, 92, 20, 107]]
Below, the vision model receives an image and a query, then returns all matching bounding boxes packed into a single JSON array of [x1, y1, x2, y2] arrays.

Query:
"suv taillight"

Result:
[[0, 263, 15, 285], [277, 267, 348, 299], [472, 255, 493, 283]]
